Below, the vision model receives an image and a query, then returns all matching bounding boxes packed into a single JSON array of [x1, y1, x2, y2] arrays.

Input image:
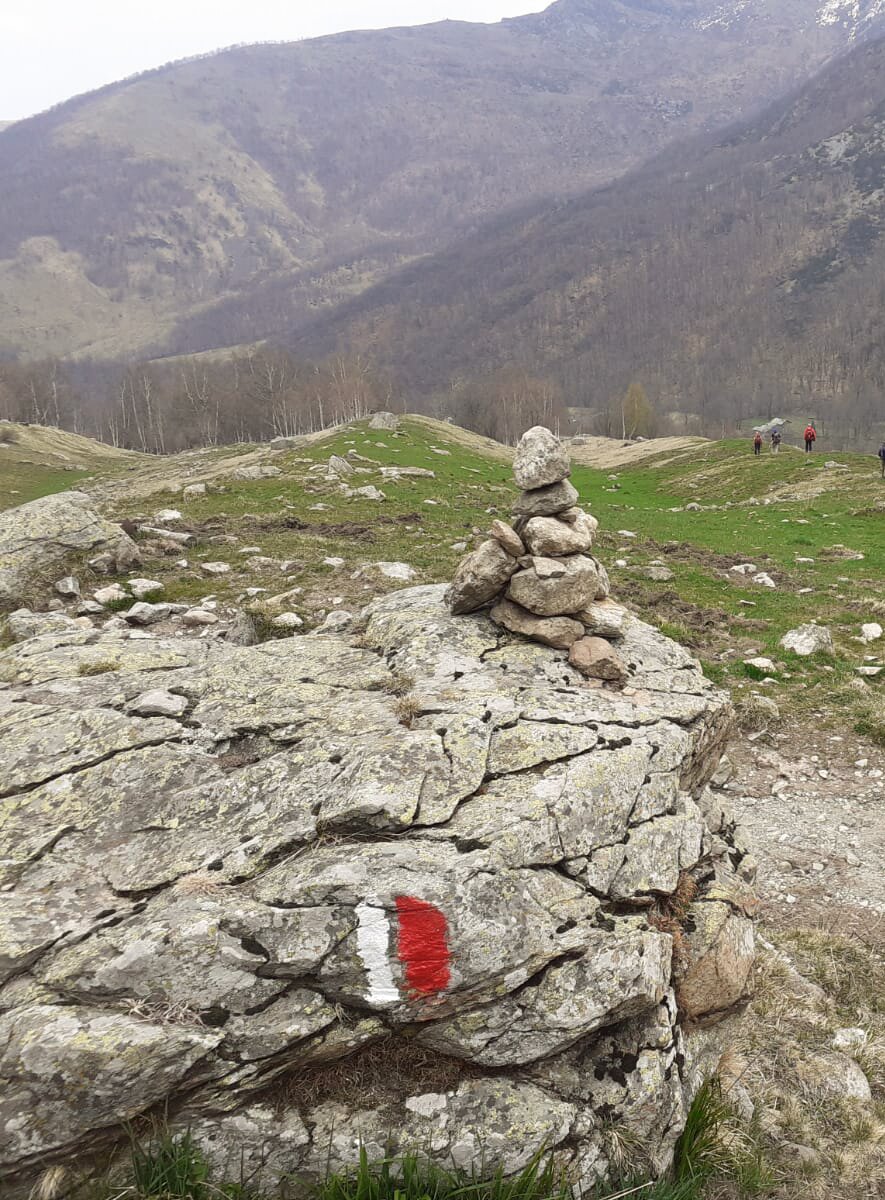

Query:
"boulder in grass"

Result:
[[127, 578, 164, 601], [124, 602, 171, 626], [54, 576, 81, 599], [779, 624, 834, 657], [0, 492, 139, 611], [0, 582, 749, 1199], [369, 411, 399, 430], [93, 584, 129, 607]]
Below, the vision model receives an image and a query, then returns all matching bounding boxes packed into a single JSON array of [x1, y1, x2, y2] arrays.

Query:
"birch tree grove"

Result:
[[0, 349, 397, 452]]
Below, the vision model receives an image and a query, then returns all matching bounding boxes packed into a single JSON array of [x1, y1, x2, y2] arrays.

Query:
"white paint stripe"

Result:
[[355, 898, 399, 1005]]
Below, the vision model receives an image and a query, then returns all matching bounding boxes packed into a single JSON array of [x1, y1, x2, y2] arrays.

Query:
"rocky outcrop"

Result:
[[0, 491, 139, 610], [369, 411, 399, 431], [0, 582, 748, 1197]]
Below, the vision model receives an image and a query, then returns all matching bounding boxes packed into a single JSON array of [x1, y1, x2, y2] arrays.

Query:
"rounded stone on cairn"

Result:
[[445, 539, 519, 615], [490, 598, 585, 649], [512, 478, 579, 517], [569, 636, 628, 682], [489, 519, 526, 558], [523, 510, 596, 557], [513, 426, 572, 491], [507, 554, 600, 616]]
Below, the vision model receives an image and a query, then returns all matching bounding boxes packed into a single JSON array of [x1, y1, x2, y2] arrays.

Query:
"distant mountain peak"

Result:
[[817, 0, 885, 31], [694, 0, 885, 34]]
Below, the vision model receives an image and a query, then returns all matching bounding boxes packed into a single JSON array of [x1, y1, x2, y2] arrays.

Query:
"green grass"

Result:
[[103, 419, 519, 619], [69, 1079, 770, 1200], [0, 457, 94, 509], [9, 417, 883, 734], [567, 439, 883, 731]]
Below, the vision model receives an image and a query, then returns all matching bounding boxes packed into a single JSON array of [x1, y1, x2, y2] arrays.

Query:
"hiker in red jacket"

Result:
[[753, 431, 763, 456], [804, 423, 817, 453]]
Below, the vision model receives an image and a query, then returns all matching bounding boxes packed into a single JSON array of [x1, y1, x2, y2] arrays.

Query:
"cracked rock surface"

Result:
[[0, 584, 752, 1196]]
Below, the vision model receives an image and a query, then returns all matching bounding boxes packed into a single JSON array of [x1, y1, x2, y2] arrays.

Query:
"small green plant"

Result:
[[129, 1127, 210, 1199], [700, 660, 727, 685], [854, 699, 885, 746], [672, 1077, 772, 1197], [315, 1147, 572, 1200], [102, 595, 135, 612]]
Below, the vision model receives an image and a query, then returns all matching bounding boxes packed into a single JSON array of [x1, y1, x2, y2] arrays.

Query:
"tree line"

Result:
[[0, 352, 605, 452], [0, 350, 393, 453]]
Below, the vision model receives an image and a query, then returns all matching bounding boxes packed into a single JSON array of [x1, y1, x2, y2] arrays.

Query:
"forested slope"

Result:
[[0, 0, 881, 360], [287, 33, 885, 440]]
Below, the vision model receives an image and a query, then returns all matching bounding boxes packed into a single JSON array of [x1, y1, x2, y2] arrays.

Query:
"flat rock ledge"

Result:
[[0, 585, 752, 1198]]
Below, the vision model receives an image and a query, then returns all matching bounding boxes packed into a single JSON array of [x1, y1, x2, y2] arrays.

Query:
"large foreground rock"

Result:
[[0, 491, 138, 610], [0, 585, 748, 1198]]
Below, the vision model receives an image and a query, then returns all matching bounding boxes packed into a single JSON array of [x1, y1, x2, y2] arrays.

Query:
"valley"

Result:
[[1, 0, 883, 365], [3, 2, 885, 1194]]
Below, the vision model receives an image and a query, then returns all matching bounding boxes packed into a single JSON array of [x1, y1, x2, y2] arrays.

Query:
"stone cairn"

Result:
[[446, 426, 627, 683]]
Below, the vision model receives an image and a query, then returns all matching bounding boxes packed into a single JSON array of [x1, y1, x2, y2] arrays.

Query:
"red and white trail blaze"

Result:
[[355, 894, 451, 1005]]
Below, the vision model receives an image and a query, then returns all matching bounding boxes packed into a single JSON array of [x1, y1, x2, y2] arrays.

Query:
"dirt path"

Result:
[[567, 434, 705, 469], [726, 722, 885, 941]]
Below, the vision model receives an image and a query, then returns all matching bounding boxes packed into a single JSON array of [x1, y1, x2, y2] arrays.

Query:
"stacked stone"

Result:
[[445, 426, 628, 682]]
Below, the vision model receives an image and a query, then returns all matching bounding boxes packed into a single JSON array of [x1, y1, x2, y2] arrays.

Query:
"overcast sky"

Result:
[[0, 1, 545, 121]]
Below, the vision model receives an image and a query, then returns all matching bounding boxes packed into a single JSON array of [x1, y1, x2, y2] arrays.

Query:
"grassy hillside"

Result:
[[5, 417, 885, 1197], [58, 418, 878, 744], [0, 421, 141, 509]]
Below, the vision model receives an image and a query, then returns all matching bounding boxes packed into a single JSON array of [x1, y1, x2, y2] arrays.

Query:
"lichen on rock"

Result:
[[0, 499, 752, 1198]]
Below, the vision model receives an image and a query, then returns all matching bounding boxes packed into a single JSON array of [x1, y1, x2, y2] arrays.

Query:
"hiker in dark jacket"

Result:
[[879, 442, 885, 477]]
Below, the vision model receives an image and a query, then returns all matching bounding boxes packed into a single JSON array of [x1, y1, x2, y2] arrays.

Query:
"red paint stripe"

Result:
[[395, 894, 451, 998]]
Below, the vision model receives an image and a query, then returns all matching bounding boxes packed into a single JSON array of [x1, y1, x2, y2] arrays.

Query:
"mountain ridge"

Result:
[[1, 0, 883, 360], [281, 31, 885, 439]]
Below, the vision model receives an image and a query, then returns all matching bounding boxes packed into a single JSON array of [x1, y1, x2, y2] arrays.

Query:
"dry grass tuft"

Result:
[[649, 870, 699, 971], [378, 672, 415, 697], [124, 998, 207, 1027], [77, 661, 118, 677], [722, 928, 885, 1198], [278, 1034, 472, 1112], [393, 694, 422, 727], [173, 872, 225, 897], [29, 1166, 69, 1200]]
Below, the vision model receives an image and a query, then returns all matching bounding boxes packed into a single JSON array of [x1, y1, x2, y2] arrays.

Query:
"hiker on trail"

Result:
[[804, 423, 817, 453], [879, 441, 885, 477], [753, 431, 763, 456], [771, 429, 782, 454]]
